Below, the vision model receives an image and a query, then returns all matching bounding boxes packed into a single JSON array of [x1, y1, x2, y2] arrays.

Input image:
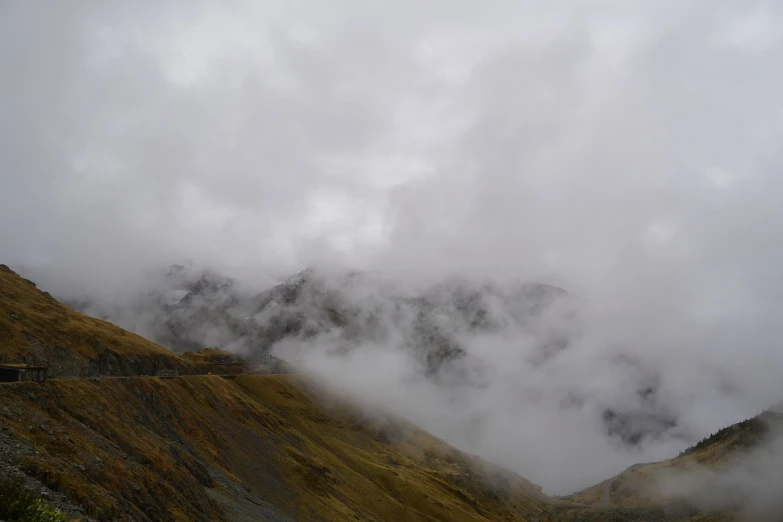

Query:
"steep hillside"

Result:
[[567, 405, 783, 520], [0, 265, 244, 378], [1, 373, 559, 521]]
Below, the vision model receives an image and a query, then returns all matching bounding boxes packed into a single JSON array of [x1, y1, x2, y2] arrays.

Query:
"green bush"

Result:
[[0, 475, 68, 522]]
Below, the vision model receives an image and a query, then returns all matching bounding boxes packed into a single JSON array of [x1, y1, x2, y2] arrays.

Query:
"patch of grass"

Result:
[[0, 475, 68, 522], [180, 348, 249, 375]]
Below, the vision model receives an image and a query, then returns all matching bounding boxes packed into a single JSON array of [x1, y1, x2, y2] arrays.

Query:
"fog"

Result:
[[2, 0, 783, 496], [649, 406, 783, 520]]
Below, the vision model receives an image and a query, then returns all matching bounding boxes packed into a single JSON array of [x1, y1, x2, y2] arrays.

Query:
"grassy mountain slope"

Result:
[[0, 264, 189, 376], [0, 265, 248, 377], [4, 373, 725, 522], [566, 406, 783, 520], [1, 373, 576, 521]]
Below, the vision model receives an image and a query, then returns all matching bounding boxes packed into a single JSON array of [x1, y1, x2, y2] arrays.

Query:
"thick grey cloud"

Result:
[[3, 0, 783, 495]]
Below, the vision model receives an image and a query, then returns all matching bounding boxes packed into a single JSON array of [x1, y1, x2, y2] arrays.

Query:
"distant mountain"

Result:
[[68, 265, 577, 373], [62, 264, 687, 448]]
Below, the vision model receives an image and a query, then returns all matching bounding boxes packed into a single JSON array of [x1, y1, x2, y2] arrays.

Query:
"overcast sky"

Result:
[[3, 0, 783, 494], [3, 0, 782, 290]]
